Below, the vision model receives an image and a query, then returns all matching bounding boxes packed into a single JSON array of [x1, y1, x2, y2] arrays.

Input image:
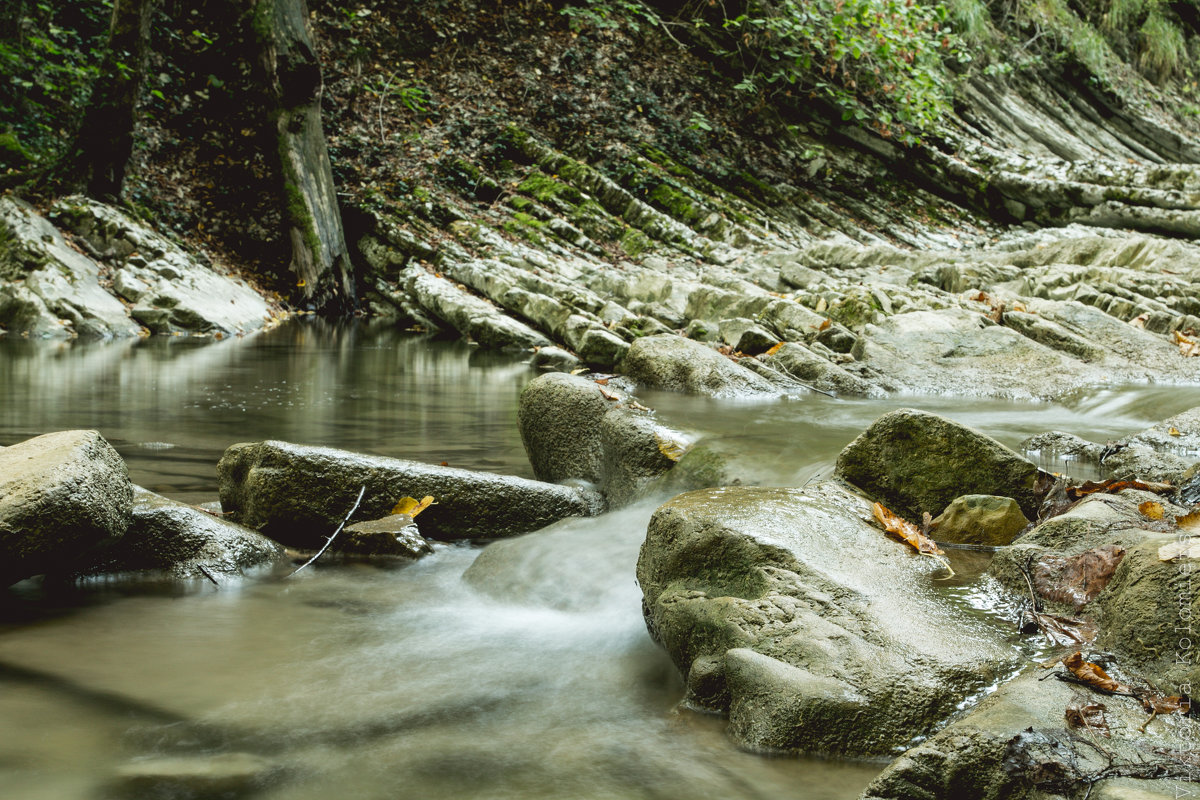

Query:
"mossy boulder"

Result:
[[518, 372, 612, 485], [637, 483, 1014, 756], [931, 494, 1031, 547], [836, 408, 1042, 522]]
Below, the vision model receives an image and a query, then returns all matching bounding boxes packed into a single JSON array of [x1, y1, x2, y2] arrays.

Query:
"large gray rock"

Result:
[[0, 430, 132, 585], [837, 408, 1042, 521], [759, 342, 875, 396], [637, 483, 1014, 756], [1101, 405, 1200, 483], [862, 668, 1199, 800], [620, 334, 777, 398], [218, 440, 602, 546], [402, 265, 550, 350], [518, 373, 612, 484], [80, 486, 284, 581]]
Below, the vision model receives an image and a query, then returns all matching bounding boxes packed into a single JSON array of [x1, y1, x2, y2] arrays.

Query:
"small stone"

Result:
[[341, 516, 433, 558], [931, 494, 1031, 547]]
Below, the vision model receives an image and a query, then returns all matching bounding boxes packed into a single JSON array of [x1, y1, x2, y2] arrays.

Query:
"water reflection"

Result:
[[2, 320, 1199, 800]]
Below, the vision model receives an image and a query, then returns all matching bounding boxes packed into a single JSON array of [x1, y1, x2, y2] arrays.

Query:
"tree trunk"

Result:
[[253, 0, 356, 313], [71, 0, 155, 199]]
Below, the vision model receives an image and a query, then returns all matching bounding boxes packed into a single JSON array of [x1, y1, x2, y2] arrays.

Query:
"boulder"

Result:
[[862, 668, 1199, 800], [637, 483, 1014, 756], [218, 440, 602, 546], [0, 430, 132, 586], [340, 515, 433, 558], [599, 407, 684, 508], [717, 317, 777, 354], [1100, 405, 1200, 483], [1020, 430, 1105, 480], [619, 334, 777, 398], [402, 265, 550, 350], [931, 494, 1031, 547], [518, 373, 612, 485], [529, 345, 582, 372], [80, 487, 284, 580], [837, 408, 1043, 522]]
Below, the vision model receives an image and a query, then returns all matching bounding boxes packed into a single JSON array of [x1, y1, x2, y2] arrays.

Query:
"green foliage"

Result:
[[560, 0, 660, 32], [1104, 0, 1145, 31], [945, 0, 995, 45], [720, 0, 967, 144], [0, 0, 110, 163], [1138, 10, 1186, 81]]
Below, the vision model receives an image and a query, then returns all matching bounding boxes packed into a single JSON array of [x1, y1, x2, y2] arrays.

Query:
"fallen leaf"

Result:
[[1179, 509, 1200, 530], [1142, 693, 1192, 715], [1034, 545, 1126, 610], [818, 318, 832, 331], [1065, 699, 1109, 734], [655, 432, 690, 462], [1140, 501, 1165, 520], [1129, 313, 1148, 329], [598, 385, 620, 401], [1024, 610, 1097, 647], [1062, 651, 1130, 694], [391, 495, 435, 518], [594, 378, 610, 386], [1169, 427, 1182, 436], [764, 342, 785, 356], [872, 502, 944, 555], [1175, 330, 1200, 357], [570, 368, 589, 375], [1159, 537, 1200, 562]]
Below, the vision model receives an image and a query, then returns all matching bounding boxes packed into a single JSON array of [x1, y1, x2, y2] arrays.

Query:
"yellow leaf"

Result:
[[1169, 427, 1182, 436], [764, 341, 785, 356], [392, 495, 435, 518], [655, 432, 690, 462], [1139, 501, 1165, 520], [818, 318, 832, 331], [871, 502, 944, 555]]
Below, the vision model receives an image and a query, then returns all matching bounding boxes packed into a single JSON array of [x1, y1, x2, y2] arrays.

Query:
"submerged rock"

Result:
[[217, 440, 601, 546], [80, 487, 284, 581], [0, 430, 132, 586], [837, 408, 1042, 522], [620, 334, 776, 398], [637, 483, 1013, 756]]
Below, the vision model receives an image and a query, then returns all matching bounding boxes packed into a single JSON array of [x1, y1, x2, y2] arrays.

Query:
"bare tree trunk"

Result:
[[70, 0, 156, 199], [253, 0, 356, 313]]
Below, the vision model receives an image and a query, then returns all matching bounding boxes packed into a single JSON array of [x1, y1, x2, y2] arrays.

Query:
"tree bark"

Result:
[[252, 0, 356, 313], [70, 0, 156, 199]]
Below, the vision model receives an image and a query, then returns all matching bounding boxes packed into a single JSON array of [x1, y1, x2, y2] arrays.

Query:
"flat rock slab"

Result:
[[637, 483, 1015, 756], [218, 440, 602, 547], [837, 408, 1042, 521], [620, 334, 777, 398], [0, 430, 132, 586]]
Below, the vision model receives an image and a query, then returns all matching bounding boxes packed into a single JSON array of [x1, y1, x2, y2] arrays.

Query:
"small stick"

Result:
[[287, 485, 366, 578], [198, 565, 219, 587]]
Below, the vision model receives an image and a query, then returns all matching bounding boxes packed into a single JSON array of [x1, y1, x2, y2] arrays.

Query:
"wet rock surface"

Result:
[[931, 494, 1031, 547], [0, 430, 132, 586], [620, 335, 777, 398], [636, 483, 1014, 756], [80, 486, 285, 581], [217, 440, 603, 545]]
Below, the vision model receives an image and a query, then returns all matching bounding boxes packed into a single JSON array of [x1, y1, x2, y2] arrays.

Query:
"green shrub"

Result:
[[1138, 10, 1186, 81]]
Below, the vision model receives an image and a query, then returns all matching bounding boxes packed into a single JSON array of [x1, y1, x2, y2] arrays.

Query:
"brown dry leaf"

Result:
[[1030, 612, 1097, 647], [1065, 699, 1110, 735], [1159, 537, 1200, 562], [1179, 509, 1200, 529], [391, 495, 435, 518], [1142, 693, 1192, 715], [872, 502, 944, 555], [1062, 651, 1130, 694], [818, 318, 832, 332], [1033, 545, 1126, 610], [655, 433, 690, 462], [594, 378, 610, 386], [1067, 478, 1175, 500], [764, 342, 785, 357], [598, 386, 620, 401], [1175, 330, 1200, 357], [1011, 301, 1028, 312], [1129, 313, 1149, 329], [1169, 426, 1182, 436], [1139, 501, 1165, 520]]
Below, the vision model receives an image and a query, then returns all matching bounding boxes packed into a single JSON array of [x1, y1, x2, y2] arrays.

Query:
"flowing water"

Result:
[[2, 320, 1199, 800]]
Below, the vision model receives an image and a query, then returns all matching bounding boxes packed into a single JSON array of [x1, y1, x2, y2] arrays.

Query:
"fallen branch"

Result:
[[287, 485, 366, 578]]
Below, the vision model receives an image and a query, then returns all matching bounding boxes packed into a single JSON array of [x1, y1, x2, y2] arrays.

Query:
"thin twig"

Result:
[[287, 485, 366, 577], [198, 565, 219, 587]]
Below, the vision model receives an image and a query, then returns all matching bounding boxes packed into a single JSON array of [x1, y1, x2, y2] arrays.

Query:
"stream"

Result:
[[3, 320, 1199, 800]]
